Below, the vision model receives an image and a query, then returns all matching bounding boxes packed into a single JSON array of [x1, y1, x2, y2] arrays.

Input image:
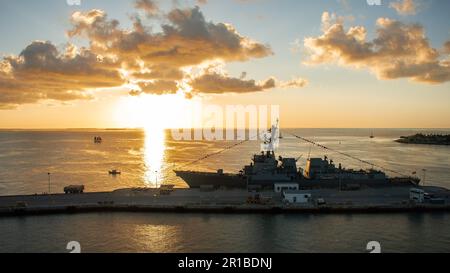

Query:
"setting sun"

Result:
[[115, 93, 196, 130]]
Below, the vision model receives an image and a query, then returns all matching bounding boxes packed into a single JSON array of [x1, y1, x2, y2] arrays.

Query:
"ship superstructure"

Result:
[[304, 156, 387, 181], [244, 151, 299, 186]]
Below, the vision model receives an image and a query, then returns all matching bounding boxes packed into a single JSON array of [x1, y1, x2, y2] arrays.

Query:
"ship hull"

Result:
[[174, 171, 247, 189], [175, 171, 418, 189], [298, 178, 417, 189]]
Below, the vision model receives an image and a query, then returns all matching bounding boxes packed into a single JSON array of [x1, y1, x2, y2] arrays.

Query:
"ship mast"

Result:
[[261, 119, 280, 152]]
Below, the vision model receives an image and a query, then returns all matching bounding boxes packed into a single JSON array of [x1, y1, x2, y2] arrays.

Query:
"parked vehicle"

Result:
[[64, 185, 85, 194]]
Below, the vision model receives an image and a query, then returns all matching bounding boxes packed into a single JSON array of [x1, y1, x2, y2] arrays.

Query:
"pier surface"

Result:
[[0, 186, 449, 217]]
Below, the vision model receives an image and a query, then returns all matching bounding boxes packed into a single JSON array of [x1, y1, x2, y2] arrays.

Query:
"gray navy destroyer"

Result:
[[175, 124, 420, 190], [175, 152, 419, 190]]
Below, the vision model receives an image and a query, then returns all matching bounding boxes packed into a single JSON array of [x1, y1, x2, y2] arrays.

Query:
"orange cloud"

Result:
[[190, 72, 276, 94], [280, 77, 309, 88], [66, 5, 277, 97], [134, 80, 179, 95], [135, 0, 159, 17], [390, 0, 418, 16], [188, 65, 307, 95], [68, 6, 272, 71], [444, 41, 450, 54], [0, 2, 307, 109], [304, 13, 450, 84], [0, 41, 122, 109]]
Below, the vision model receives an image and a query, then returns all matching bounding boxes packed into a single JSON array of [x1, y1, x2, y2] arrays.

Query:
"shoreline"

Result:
[[1, 187, 449, 217], [396, 134, 450, 146]]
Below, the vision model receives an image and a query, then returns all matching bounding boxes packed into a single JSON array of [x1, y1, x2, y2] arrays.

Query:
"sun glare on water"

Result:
[[115, 93, 197, 187], [143, 127, 165, 187]]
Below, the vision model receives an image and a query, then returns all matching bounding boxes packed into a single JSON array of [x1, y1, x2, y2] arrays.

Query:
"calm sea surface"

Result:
[[0, 128, 449, 252]]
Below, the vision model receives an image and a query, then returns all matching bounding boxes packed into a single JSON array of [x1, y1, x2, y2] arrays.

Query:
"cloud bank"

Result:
[[304, 12, 450, 84], [1, 2, 305, 109], [0, 41, 122, 109]]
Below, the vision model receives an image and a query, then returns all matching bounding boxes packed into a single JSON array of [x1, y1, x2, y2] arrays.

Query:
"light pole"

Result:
[[155, 170, 158, 188], [48, 172, 51, 195]]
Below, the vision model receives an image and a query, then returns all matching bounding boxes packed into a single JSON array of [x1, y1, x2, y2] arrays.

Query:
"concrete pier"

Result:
[[0, 186, 449, 217]]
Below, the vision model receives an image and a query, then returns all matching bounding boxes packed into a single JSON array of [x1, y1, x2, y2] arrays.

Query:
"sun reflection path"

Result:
[[143, 128, 166, 188], [134, 224, 181, 252]]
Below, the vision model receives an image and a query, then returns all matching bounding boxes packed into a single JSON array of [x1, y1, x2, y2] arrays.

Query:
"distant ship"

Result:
[[109, 169, 121, 175]]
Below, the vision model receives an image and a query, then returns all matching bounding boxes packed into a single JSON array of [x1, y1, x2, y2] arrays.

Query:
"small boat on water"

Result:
[[94, 136, 103, 143], [109, 170, 121, 175]]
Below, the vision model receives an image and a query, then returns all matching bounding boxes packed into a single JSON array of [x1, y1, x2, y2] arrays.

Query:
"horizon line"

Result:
[[1, 127, 450, 130]]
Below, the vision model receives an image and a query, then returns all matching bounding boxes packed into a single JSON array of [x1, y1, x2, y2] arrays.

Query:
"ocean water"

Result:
[[0, 128, 450, 253], [0, 128, 449, 195]]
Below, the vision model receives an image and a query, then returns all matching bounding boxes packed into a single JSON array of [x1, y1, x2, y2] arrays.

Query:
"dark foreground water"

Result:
[[1, 212, 449, 253]]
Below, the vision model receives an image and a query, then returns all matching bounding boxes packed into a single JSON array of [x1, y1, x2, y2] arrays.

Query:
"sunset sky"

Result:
[[0, 0, 449, 129]]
